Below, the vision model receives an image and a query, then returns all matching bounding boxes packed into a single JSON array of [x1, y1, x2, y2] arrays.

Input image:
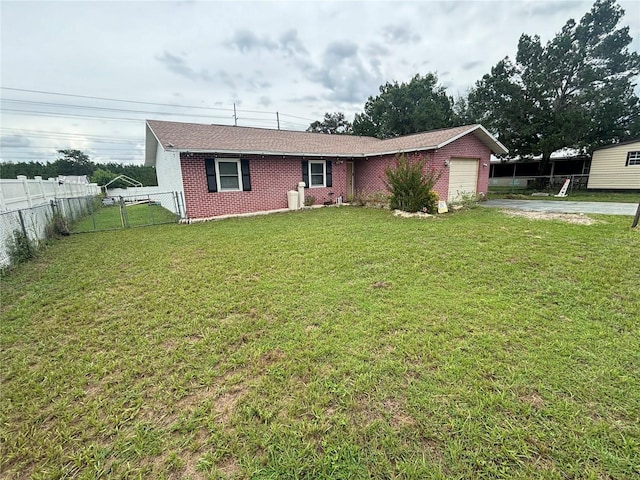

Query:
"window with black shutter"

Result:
[[205, 158, 217, 192], [304, 160, 331, 188], [205, 158, 251, 192]]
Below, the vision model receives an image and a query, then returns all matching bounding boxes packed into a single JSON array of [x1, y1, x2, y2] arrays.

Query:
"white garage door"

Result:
[[448, 158, 479, 202]]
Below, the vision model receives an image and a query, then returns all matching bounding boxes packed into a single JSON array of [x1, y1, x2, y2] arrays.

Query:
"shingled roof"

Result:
[[145, 120, 507, 165]]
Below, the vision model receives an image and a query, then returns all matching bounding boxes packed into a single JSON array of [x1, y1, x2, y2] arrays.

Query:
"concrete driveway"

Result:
[[483, 199, 639, 216]]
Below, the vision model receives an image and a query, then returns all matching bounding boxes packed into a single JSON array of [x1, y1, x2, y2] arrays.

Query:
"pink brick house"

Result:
[[145, 120, 507, 220]]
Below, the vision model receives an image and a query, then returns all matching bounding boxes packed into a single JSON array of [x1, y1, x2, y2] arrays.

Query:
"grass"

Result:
[[488, 187, 640, 203], [1, 206, 639, 479], [73, 203, 178, 232]]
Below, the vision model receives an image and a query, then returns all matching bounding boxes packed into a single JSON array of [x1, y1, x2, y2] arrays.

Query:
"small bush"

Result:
[[350, 190, 390, 208], [450, 192, 479, 209], [45, 213, 70, 239], [6, 229, 33, 267], [384, 154, 441, 213], [304, 195, 316, 207]]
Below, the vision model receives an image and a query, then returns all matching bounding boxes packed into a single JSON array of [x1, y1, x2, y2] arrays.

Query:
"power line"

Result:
[[0, 86, 317, 121], [1, 87, 236, 112], [279, 112, 316, 121], [1, 99, 235, 120], [1, 109, 145, 123], [3, 146, 142, 151], [2, 109, 308, 130], [1, 127, 141, 141]]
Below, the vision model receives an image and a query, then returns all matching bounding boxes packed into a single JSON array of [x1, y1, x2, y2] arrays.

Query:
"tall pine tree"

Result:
[[467, 0, 640, 171]]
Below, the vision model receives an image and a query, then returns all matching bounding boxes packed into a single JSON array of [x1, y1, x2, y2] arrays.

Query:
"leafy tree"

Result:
[[307, 112, 353, 134], [353, 73, 456, 139], [467, 0, 640, 172], [91, 168, 117, 186], [56, 149, 95, 176], [103, 163, 157, 186]]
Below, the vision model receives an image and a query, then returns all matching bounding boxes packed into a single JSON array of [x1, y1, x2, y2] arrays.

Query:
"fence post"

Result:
[[18, 175, 33, 208], [34, 176, 46, 202], [172, 192, 181, 219], [632, 202, 640, 229], [119, 196, 130, 228], [88, 196, 97, 231], [17, 209, 30, 250], [179, 191, 186, 219], [148, 195, 155, 225], [0, 184, 6, 212]]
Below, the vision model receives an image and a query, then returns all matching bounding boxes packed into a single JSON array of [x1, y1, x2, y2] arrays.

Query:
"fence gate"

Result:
[[71, 192, 183, 233]]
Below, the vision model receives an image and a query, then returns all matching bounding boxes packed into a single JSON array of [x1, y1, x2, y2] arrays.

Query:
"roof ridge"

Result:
[[146, 119, 381, 140], [146, 119, 481, 142]]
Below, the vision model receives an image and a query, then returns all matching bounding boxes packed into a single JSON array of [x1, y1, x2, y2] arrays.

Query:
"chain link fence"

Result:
[[73, 192, 181, 233], [1, 192, 181, 269], [0, 198, 91, 269]]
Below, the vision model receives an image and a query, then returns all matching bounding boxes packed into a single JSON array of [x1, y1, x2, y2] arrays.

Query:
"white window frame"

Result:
[[215, 158, 243, 192], [308, 160, 326, 188], [627, 151, 640, 166]]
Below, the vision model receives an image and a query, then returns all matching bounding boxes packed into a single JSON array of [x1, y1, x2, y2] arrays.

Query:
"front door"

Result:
[[346, 161, 354, 199]]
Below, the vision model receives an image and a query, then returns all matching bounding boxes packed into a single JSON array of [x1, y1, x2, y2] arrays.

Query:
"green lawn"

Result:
[[1, 207, 639, 479], [73, 202, 178, 232], [488, 187, 640, 203]]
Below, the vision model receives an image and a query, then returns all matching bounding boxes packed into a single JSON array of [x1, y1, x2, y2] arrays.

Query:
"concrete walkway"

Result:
[[483, 199, 639, 216]]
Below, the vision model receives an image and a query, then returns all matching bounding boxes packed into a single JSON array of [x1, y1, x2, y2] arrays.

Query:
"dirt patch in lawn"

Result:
[[502, 209, 598, 225], [393, 209, 434, 219]]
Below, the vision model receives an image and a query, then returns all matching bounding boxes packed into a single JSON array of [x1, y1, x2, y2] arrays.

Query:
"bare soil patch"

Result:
[[519, 393, 545, 409], [502, 209, 598, 225], [393, 209, 434, 219]]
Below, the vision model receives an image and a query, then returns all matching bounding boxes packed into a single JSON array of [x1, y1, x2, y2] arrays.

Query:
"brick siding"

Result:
[[180, 133, 490, 218], [181, 153, 347, 218], [433, 133, 492, 196], [354, 134, 492, 201]]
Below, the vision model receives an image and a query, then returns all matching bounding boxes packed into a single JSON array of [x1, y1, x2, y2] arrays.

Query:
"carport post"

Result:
[[632, 202, 640, 228]]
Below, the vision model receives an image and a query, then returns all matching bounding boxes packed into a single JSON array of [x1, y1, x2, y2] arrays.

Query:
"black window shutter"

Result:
[[326, 160, 332, 188], [205, 158, 217, 192], [241, 159, 251, 191], [302, 160, 309, 187]]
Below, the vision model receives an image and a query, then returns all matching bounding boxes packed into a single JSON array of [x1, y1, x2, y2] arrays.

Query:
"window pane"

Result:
[[220, 176, 239, 189], [311, 174, 324, 186], [310, 163, 324, 174], [218, 162, 238, 175]]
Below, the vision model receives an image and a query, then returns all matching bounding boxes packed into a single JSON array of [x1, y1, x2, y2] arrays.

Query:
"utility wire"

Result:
[[2, 109, 308, 130], [1, 99, 234, 120], [1, 87, 236, 112], [0, 86, 317, 121], [1, 127, 141, 141]]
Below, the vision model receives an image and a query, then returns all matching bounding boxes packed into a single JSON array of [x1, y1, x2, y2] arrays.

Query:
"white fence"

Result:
[[105, 186, 163, 197], [105, 186, 183, 217], [0, 196, 95, 269], [0, 175, 100, 213]]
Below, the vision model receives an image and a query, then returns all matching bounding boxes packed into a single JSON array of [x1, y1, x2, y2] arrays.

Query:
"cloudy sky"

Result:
[[1, 0, 639, 166]]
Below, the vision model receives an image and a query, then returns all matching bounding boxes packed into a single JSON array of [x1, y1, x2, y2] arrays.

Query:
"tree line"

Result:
[[307, 0, 640, 173], [1, 149, 158, 186]]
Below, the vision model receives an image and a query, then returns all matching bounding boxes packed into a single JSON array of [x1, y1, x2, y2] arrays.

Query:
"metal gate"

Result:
[[70, 192, 184, 233]]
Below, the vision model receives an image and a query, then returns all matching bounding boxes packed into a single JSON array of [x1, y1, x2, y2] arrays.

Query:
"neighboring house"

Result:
[[587, 139, 640, 190], [145, 120, 508, 220]]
